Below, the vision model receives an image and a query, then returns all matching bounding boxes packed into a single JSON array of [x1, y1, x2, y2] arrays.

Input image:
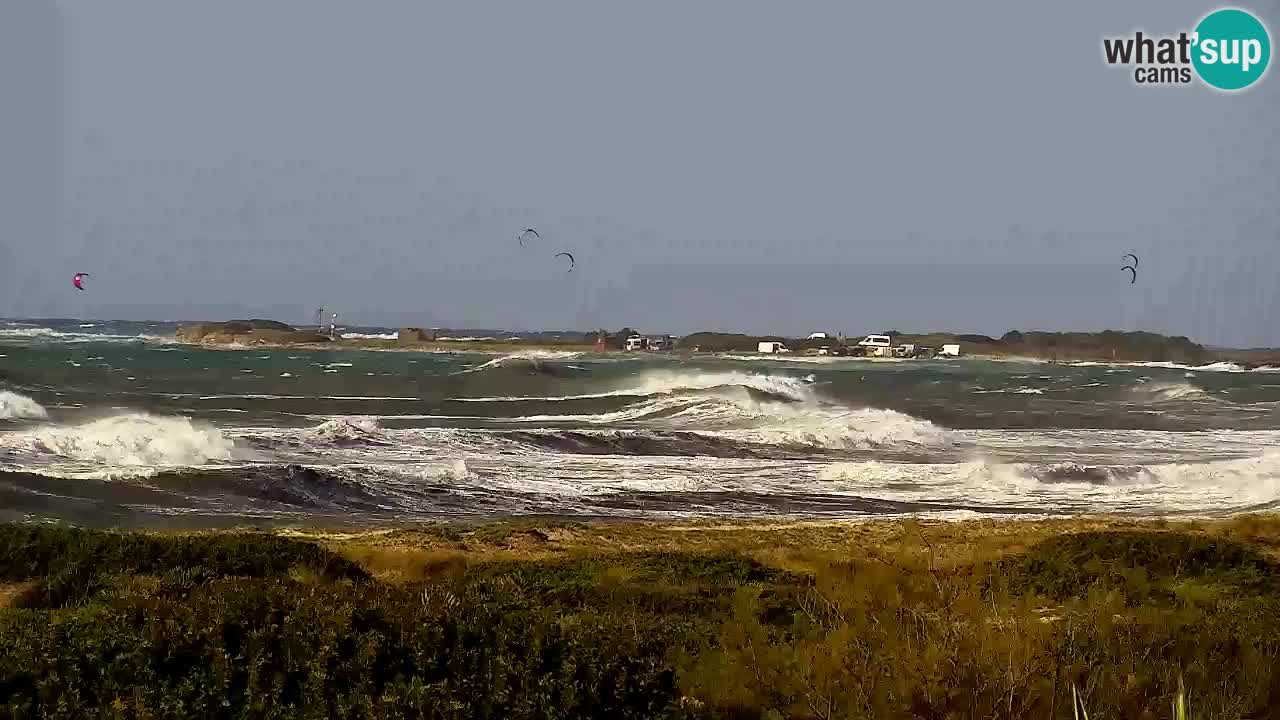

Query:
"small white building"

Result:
[[938, 343, 961, 357]]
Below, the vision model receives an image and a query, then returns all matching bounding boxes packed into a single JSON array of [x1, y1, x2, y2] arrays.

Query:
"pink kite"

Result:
[[73, 272, 90, 291]]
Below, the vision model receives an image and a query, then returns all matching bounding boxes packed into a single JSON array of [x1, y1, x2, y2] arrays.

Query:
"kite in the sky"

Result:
[[1123, 253, 1139, 268], [555, 252, 575, 272], [73, 272, 90, 291], [517, 228, 540, 246], [1122, 265, 1136, 284]]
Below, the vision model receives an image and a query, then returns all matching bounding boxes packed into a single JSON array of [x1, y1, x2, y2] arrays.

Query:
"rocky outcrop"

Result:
[[176, 320, 332, 346], [397, 327, 432, 343]]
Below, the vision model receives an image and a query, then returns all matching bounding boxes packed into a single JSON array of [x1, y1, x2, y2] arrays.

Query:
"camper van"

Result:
[[645, 335, 672, 352], [856, 334, 893, 357], [757, 341, 789, 354], [937, 343, 961, 358], [624, 335, 646, 352]]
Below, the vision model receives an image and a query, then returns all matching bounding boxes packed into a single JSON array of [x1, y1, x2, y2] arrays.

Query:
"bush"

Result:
[[993, 530, 1280, 602], [2, 525, 1280, 718], [0, 525, 369, 608]]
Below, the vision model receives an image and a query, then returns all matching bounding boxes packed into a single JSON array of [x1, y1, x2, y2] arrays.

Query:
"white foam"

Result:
[[341, 332, 397, 340], [627, 370, 813, 401], [681, 396, 952, 451], [310, 416, 387, 443], [973, 386, 1045, 395], [0, 327, 163, 344], [0, 328, 64, 339], [1138, 381, 1211, 402], [5, 414, 234, 466], [0, 391, 48, 420], [1072, 360, 1251, 373], [500, 380, 951, 452], [456, 350, 585, 374], [457, 369, 815, 403], [813, 450, 1280, 513]]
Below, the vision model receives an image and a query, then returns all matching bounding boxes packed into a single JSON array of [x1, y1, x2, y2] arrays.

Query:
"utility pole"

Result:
[[315, 306, 324, 331]]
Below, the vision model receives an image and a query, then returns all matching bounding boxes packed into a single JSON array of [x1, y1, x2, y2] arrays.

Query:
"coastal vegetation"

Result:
[[676, 328, 1212, 363], [172, 320, 1229, 364], [2, 517, 1279, 718]]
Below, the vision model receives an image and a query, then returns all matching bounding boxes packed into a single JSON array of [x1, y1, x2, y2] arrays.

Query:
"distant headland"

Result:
[[170, 320, 1280, 366]]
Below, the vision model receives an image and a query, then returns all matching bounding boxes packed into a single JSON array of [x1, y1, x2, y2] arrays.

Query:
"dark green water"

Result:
[[3, 319, 1280, 527]]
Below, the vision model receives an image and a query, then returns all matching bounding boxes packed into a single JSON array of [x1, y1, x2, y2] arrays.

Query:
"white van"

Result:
[[757, 341, 789, 354], [856, 335, 893, 357]]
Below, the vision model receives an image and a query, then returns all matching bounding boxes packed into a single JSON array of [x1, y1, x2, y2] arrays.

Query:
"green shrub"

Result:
[[3, 525, 1280, 718], [993, 530, 1280, 602], [0, 525, 369, 608]]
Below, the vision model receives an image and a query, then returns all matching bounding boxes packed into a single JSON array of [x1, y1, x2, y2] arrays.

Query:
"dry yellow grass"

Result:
[[6, 517, 1280, 716], [313, 515, 1280, 582], [0, 581, 37, 608]]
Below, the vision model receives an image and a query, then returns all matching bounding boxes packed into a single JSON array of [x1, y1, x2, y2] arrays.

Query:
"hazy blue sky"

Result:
[[2, 1, 1278, 345]]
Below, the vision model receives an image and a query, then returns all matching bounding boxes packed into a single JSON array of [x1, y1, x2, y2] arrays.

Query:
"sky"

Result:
[[1, 1, 1278, 346]]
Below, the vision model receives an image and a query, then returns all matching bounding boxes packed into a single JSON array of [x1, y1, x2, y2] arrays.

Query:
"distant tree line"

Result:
[[996, 330, 1208, 362], [664, 328, 1208, 362]]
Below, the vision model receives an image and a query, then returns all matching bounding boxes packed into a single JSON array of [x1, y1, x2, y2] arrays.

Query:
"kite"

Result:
[[1122, 265, 1136, 284], [555, 252, 575, 272], [517, 228, 540, 247], [73, 273, 90, 291]]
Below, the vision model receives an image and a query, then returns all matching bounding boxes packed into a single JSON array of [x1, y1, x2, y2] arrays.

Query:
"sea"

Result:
[[2, 318, 1279, 528]]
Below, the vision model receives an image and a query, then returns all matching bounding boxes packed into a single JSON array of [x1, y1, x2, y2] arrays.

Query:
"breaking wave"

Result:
[[309, 416, 390, 444], [973, 386, 1045, 395], [816, 451, 1280, 512], [0, 391, 47, 420], [460, 350, 584, 372], [2, 414, 235, 466], [457, 369, 815, 404], [1071, 360, 1255, 373], [486, 370, 952, 452], [1136, 381, 1213, 403], [0, 327, 168, 344]]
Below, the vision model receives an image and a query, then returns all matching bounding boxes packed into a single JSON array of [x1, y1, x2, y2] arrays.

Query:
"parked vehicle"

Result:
[[856, 334, 893, 357]]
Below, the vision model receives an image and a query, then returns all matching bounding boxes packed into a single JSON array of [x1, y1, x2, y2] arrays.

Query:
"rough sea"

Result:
[[3, 318, 1280, 528]]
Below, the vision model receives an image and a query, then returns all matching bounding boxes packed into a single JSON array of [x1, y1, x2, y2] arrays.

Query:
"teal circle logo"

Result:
[[1192, 8, 1271, 90]]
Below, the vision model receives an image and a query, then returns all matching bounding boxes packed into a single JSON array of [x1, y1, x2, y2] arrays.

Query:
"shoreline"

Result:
[[113, 513, 1280, 550], [161, 320, 1278, 365], [168, 337, 1272, 369]]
